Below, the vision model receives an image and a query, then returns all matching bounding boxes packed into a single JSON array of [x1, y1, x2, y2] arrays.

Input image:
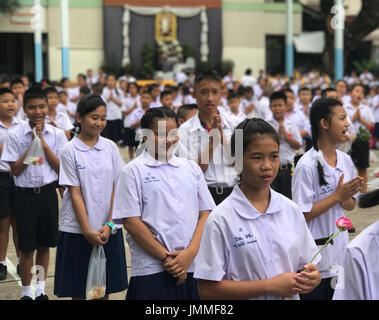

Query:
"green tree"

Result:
[[0, 0, 20, 14], [320, 0, 379, 75]]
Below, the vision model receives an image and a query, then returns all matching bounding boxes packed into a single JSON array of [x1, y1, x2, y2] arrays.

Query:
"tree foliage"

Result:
[[320, 0, 379, 75], [0, 0, 20, 14]]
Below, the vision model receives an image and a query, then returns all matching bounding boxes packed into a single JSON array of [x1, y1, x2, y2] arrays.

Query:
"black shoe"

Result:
[[20, 296, 33, 300], [0, 264, 7, 281], [17, 264, 20, 276], [35, 294, 49, 300], [348, 228, 356, 233]]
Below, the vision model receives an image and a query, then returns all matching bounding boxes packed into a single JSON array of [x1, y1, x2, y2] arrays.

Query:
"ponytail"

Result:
[[309, 98, 342, 186]]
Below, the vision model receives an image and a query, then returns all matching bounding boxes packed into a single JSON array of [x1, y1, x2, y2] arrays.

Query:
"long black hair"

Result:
[[309, 98, 342, 186]]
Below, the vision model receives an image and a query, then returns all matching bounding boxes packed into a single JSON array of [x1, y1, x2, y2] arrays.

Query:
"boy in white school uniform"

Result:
[[1, 88, 68, 300], [176, 74, 240, 205], [0, 88, 23, 280], [344, 84, 375, 192], [267, 91, 302, 199], [227, 92, 247, 126]]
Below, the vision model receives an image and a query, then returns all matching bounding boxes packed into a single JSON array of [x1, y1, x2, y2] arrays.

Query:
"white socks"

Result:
[[35, 280, 46, 298], [22, 285, 33, 299], [21, 281, 46, 299]]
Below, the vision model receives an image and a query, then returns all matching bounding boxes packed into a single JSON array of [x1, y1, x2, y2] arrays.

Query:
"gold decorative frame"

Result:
[[155, 12, 177, 42]]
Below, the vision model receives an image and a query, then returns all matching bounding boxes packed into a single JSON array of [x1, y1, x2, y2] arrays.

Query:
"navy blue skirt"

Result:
[[126, 271, 199, 300], [54, 229, 128, 298]]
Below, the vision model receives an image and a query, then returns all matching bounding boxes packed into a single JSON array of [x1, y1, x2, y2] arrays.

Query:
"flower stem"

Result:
[[308, 230, 341, 265]]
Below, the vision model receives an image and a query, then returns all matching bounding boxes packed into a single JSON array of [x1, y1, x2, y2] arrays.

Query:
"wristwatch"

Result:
[[106, 222, 118, 235]]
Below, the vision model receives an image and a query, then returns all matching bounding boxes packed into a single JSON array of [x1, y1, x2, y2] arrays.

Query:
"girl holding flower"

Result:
[[292, 98, 365, 300], [194, 118, 321, 300]]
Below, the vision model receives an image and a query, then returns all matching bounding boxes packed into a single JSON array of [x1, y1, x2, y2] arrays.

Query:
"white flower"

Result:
[[312, 149, 324, 166]]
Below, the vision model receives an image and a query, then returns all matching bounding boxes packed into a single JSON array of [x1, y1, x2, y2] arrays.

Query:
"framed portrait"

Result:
[[155, 12, 177, 42]]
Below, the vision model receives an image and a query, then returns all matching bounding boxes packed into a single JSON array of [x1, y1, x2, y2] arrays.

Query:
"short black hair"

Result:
[[321, 87, 337, 98], [227, 91, 240, 101], [177, 104, 198, 120], [269, 91, 287, 104], [80, 86, 91, 95], [23, 87, 47, 106], [0, 87, 14, 96], [160, 90, 173, 100], [194, 73, 222, 87], [10, 78, 24, 87], [44, 86, 58, 96]]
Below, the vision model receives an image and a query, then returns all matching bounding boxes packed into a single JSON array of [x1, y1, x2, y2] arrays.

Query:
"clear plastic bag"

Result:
[[23, 127, 46, 165], [86, 245, 107, 300]]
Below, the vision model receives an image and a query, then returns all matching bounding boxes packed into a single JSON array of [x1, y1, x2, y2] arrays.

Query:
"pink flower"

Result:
[[38, 156, 44, 165], [335, 217, 354, 231]]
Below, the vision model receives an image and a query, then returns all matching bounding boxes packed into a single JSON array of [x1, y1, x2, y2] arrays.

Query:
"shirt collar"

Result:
[[24, 121, 53, 136], [0, 116, 20, 128], [142, 149, 180, 167], [72, 136, 106, 152], [231, 185, 282, 220], [190, 112, 229, 133], [311, 147, 344, 177]]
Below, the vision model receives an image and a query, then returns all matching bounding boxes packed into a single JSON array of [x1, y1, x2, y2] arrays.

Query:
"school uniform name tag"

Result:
[[76, 163, 86, 170], [320, 185, 334, 196], [144, 173, 160, 183], [232, 229, 257, 249]]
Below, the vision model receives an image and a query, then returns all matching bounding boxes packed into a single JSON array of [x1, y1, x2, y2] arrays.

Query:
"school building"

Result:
[[0, 0, 378, 81]]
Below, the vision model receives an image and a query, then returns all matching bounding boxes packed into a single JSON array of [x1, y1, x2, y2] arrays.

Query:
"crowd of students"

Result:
[[0, 66, 379, 301]]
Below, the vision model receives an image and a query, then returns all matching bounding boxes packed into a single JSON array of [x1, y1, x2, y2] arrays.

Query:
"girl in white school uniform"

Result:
[[194, 118, 321, 300], [333, 189, 379, 300], [112, 107, 216, 300], [54, 94, 127, 299], [292, 98, 365, 300], [102, 74, 123, 143]]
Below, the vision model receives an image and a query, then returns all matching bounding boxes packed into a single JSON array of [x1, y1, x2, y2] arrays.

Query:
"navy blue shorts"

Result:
[[54, 229, 128, 298], [126, 271, 199, 300], [373, 123, 379, 139]]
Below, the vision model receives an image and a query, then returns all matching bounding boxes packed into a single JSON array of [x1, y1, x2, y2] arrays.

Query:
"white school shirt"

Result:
[[0, 117, 23, 172], [193, 186, 320, 300], [67, 87, 80, 103], [266, 117, 302, 164], [333, 220, 379, 300], [344, 103, 375, 133], [125, 107, 147, 140], [256, 96, 272, 120], [228, 111, 247, 127], [1, 121, 68, 187], [241, 97, 258, 119], [223, 75, 235, 90], [175, 112, 239, 188], [46, 112, 74, 131], [121, 95, 141, 128], [58, 136, 124, 234], [286, 109, 311, 138], [102, 87, 123, 120], [292, 147, 356, 278], [370, 95, 379, 122], [112, 150, 216, 276], [240, 75, 256, 88], [56, 103, 68, 115]]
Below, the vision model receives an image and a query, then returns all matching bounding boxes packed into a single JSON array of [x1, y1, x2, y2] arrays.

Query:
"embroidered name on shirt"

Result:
[[76, 163, 86, 170], [320, 185, 334, 195], [144, 173, 160, 183]]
